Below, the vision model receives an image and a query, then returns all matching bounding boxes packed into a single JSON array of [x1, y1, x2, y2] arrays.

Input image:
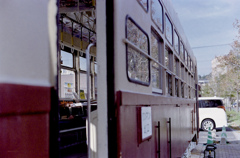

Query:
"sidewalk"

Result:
[[191, 129, 240, 158], [191, 142, 240, 158]]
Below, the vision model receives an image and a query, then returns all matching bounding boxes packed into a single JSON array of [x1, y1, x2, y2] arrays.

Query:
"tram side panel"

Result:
[[117, 91, 197, 158]]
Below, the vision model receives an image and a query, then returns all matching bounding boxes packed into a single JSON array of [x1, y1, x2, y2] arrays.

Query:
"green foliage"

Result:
[[226, 110, 240, 129]]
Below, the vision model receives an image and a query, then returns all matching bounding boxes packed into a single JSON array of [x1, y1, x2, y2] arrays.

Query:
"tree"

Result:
[[214, 19, 240, 111]]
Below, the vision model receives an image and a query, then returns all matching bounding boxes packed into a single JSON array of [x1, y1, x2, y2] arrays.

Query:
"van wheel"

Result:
[[201, 119, 215, 131]]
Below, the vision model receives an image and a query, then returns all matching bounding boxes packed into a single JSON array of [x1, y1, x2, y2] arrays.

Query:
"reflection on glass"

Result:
[[152, 66, 159, 88], [175, 78, 179, 97], [185, 51, 188, 65], [151, 33, 159, 64], [165, 15, 173, 45], [137, 0, 148, 11], [181, 82, 184, 98], [128, 47, 149, 83], [151, 32, 162, 91], [151, 0, 163, 31], [166, 73, 172, 96], [174, 58, 178, 75], [60, 69, 75, 98], [127, 19, 148, 52], [165, 49, 169, 69], [174, 31, 179, 53], [127, 18, 149, 84], [188, 55, 191, 68], [61, 50, 73, 67], [181, 65, 184, 80], [180, 41, 184, 60]]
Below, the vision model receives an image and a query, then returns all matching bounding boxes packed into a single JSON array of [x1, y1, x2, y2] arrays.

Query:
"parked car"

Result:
[[198, 97, 228, 131]]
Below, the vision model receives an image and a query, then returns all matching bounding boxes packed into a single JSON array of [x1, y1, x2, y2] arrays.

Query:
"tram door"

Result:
[[58, 1, 98, 158]]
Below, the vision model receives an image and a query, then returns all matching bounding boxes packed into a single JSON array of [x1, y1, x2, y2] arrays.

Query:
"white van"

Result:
[[198, 97, 228, 131]]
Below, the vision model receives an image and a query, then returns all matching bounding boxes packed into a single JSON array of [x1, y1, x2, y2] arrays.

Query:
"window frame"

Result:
[[125, 15, 151, 86], [165, 14, 173, 45], [151, 30, 163, 94], [151, 0, 164, 32]]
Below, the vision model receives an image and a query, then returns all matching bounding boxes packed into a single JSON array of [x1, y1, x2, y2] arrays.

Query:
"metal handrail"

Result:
[[156, 121, 161, 158], [86, 42, 96, 158], [167, 118, 172, 158]]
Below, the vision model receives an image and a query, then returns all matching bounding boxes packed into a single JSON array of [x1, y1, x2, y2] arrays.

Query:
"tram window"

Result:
[[60, 69, 76, 99], [80, 56, 87, 71], [173, 57, 179, 76], [175, 78, 179, 97], [137, 0, 148, 11], [180, 41, 184, 60], [181, 82, 184, 98], [185, 86, 188, 98], [174, 30, 179, 54], [185, 69, 188, 83], [184, 51, 188, 66], [188, 55, 191, 69], [151, 0, 163, 32], [79, 72, 92, 99], [181, 64, 184, 80], [126, 17, 150, 85], [166, 73, 172, 96], [151, 32, 162, 92], [165, 49, 169, 69], [165, 48, 173, 71], [165, 15, 173, 45], [61, 50, 73, 68]]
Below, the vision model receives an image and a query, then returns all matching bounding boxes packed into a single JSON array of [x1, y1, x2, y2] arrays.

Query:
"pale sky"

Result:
[[171, 0, 240, 76]]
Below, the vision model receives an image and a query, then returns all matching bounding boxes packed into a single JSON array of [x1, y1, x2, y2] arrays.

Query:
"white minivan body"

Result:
[[198, 97, 228, 131]]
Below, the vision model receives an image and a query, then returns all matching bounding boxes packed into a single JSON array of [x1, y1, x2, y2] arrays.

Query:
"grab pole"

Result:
[[86, 42, 96, 158]]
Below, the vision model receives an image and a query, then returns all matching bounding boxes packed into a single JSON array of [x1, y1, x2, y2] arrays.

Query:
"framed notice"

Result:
[[137, 106, 152, 144]]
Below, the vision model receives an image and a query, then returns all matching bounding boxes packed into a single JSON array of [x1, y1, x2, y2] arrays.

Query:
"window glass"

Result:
[[185, 86, 188, 98], [180, 41, 184, 60], [185, 51, 188, 65], [174, 31, 179, 54], [198, 100, 223, 108], [151, 0, 163, 32], [174, 57, 179, 75], [181, 64, 184, 80], [166, 73, 172, 96], [137, 0, 148, 11], [181, 82, 184, 98], [165, 48, 169, 68], [80, 72, 92, 99], [152, 67, 160, 89], [61, 50, 73, 67], [175, 78, 179, 97], [189, 86, 191, 98], [165, 15, 173, 45], [60, 69, 76, 98], [80, 56, 87, 71], [188, 55, 191, 69], [127, 18, 149, 84], [151, 32, 162, 91]]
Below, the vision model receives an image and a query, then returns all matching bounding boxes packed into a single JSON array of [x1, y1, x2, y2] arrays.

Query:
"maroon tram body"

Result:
[[0, 0, 198, 158]]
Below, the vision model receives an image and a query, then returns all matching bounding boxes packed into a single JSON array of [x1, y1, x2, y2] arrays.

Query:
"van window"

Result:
[[199, 100, 223, 108]]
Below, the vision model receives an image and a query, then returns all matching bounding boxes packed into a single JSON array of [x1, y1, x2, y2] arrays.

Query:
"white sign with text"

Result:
[[141, 107, 152, 140]]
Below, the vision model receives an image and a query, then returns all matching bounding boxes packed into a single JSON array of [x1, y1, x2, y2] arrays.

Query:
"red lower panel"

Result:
[[0, 83, 51, 158], [0, 114, 49, 158], [117, 91, 197, 158], [0, 83, 51, 115]]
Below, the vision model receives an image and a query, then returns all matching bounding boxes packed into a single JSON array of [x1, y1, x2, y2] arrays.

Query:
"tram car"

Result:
[[0, 0, 198, 157]]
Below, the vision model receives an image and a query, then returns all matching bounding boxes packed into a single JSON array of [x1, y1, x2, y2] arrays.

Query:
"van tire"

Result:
[[201, 119, 215, 131]]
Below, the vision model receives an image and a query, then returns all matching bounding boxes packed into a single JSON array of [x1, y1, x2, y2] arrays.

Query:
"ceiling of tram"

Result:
[[59, 0, 96, 43]]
